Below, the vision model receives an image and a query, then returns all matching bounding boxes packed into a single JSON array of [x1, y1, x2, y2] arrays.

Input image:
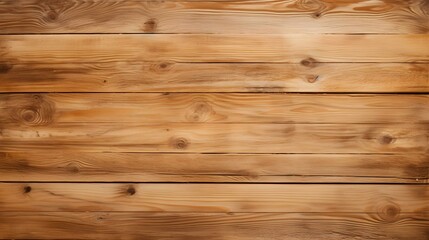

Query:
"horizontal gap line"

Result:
[[0, 181, 426, 185], [0, 211, 423, 214], [0, 33, 420, 36], [1, 92, 429, 94], [0, 152, 423, 155]]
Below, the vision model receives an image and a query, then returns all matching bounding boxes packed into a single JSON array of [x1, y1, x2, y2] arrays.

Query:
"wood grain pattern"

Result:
[[0, 62, 428, 93], [1, 94, 428, 124], [0, 0, 428, 34], [1, 152, 427, 183], [0, 123, 427, 153], [1, 34, 428, 64], [0, 212, 428, 240], [0, 183, 427, 212]]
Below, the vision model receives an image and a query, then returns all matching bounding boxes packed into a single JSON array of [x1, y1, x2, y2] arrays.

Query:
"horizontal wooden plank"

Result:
[[0, 0, 428, 34], [1, 94, 428, 124], [0, 61, 429, 92], [1, 34, 428, 63], [0, 183, 427, 212], [0, 152, 427, 183], [0, 62, 428, 93], [0, 123, 427, 153], [0, 212, 428, 240]]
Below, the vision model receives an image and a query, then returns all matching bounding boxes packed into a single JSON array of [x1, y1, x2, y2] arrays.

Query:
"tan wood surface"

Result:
[[1, 0, 428, 239], [0, 183, 427, 212], [1, 152, 427, 183], [1, 123, 427, 153], [1, 34, 428, 64], [0, 212, 428, 240], [1, 94, 428, 124], [0, 0, 428, 34], [1, 63, 428, 93]]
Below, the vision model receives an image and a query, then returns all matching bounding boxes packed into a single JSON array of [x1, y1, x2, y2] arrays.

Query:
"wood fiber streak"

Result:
[[0, 183, 427, 212], [1, 94, 428, 124], [0, 212, 428, 240], [0, 0, 428, 34], [0, 63, 428, 93], [0, 152, 427, 183], [0, 123, 427, 153], [1, 34, 428, 63]]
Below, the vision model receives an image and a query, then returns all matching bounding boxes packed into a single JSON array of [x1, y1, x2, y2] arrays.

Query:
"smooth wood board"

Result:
[[0, 123, 427, 153], [0, 183, 427, 212], [1, 152, 427, 183], [1, 62, 428, 93], [0, 212, 428, 240], [0, 0, 428, 34], [1, 94, 428, 124], [1, 34, 428, 64]]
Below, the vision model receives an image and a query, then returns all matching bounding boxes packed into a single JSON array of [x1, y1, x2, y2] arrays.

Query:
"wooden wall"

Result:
[[0, 0, 428, 239]]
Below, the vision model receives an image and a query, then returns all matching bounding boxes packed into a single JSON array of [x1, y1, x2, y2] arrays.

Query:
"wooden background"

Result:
[[0, 0, 428, 239]]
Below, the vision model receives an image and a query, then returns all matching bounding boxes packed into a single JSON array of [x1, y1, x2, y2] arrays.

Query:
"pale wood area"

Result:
[[0, 0, 428, 34], [1, 123, 427, 153], [0, 152, 427, 183], [1, 63, 428, 93], [0, 183, 427, 212], [0, 212, 428, 240], [1, 94, 428, 124], [1, 35, 428, 64]]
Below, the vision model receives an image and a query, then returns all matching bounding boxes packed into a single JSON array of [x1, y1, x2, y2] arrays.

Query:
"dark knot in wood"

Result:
[[143, 18, 157, 32], [127, 186, 136, 196], [300, 57, 318, 68], [379, 135, 395, 145], [23, 186, 32, 194]]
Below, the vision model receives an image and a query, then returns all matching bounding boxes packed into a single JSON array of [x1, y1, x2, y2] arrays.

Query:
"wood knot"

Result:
[[312, 12, 322, 18], [300, 58, 318, 68], [170, 137, 189, 150], [8, 95, 55, 126], [47, 10, 58, 21], [186, 101, 214, 122], [378, 203, 401, 222], [66, 163, 79, 174], [379, 135, 395, 145], [0, 62, 13, 74], [126, 186, 136, 196], [143, 18, 157, 32], [306, 75, 319, 83], [23, 186, 32, 194]]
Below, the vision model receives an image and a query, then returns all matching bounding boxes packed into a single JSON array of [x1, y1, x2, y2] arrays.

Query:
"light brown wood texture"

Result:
[[1, 123, 427, 153], [1, 94, 428, 124], [0, 183, 427, 212], [1, 1, 429, 239], [0, 0, 428, 34], [1, 152, 427, 183], [0, 212, 428, 240], [1, 34, 428, 64], [0, 62, 428, 93]]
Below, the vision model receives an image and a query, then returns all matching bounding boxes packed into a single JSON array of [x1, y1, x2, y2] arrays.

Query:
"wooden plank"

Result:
[[0, 123, 427, 153], [0, 62, 428, 93], [0, 183, 427, 212], [0, 212, 428, 240], [0, 0, 428, 34], [0, 152, 427, 183], [1, 94, 428, 124], [1, 34, 428, 64], [0, 62, 417, 93]]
